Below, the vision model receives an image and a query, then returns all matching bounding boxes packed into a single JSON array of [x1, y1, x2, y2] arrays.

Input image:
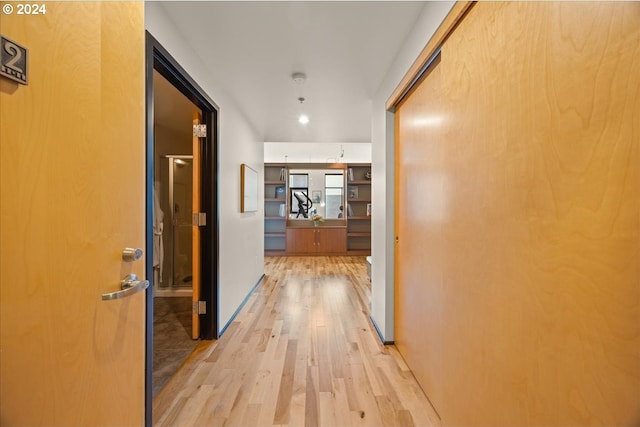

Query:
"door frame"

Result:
[[144, 32, 220, 425]]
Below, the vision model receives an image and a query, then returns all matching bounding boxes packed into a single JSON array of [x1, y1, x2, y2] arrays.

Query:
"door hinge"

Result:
[[193, 300, 206, 315], [193, 124, 207, 138], [192, 212, 207, 226]]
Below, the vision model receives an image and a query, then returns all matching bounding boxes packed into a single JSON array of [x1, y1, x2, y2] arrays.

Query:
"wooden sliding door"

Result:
[[395, 2, 639, 425], [395, 55, 446, 415]]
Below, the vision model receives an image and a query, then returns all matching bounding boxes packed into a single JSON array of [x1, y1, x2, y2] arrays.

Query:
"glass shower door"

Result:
[[159, 156, 193, 290]]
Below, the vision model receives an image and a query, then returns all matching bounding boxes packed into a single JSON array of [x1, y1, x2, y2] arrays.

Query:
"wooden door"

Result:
[[395, 2, 639, 425], [394, 56, 445, 413], [0, 3, 146, 425], [192, 115, 201, 339]]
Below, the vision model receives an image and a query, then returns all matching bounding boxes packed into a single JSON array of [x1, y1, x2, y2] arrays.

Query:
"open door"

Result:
[[0, 3, 146, 425], [192, 115, 202, 339], [148, 33, 219, 343]]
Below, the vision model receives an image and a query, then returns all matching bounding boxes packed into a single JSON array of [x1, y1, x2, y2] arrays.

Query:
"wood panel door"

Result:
[[192, 115, 201, 339], [0, 3, 146, 425], [395, 2, 639, 426], [286, 228, 317, 254], [317, 228, 347, 254], [395, 56, 445, 415]]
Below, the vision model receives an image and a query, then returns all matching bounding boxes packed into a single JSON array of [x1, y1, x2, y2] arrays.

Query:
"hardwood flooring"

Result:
[[153, 256, 440, 427]]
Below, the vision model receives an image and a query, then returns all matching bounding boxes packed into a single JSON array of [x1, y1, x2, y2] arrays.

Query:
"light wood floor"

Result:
[[153, 256, 440, 427]]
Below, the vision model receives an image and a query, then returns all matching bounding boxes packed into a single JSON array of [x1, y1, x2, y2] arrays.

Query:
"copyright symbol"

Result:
[[2, 4, 13, 14]]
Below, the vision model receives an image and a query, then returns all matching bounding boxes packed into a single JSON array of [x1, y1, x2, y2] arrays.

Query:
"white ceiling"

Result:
[[158, 1, 426, 144]]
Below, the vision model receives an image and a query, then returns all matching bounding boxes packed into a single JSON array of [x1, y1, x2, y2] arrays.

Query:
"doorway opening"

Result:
[[145, 32, 219, 425], [151, 70, 200, 395]]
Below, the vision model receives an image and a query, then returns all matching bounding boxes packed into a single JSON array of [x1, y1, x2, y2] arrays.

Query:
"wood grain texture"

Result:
[[153, 256, 441, 427], [317, 228, 348, 254], [0, 2, 145, 425], [395, 2, 640, 426], [395, 55, 445, 417], [193, 115, 202, 339], [286, 228, 347, 255], [287, 228, 318, 254], [386, 1, 473, 110]]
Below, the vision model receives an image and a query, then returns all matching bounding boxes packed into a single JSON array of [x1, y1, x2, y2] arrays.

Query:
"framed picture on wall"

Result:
[[312, 190, 322, 203], [290, 188, 309, 215], [240, 163, 258, 213]]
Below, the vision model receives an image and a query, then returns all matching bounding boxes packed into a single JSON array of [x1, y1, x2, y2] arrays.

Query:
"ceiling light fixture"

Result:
[[293, 74, 309, 125], [297, 96, 309, 125]]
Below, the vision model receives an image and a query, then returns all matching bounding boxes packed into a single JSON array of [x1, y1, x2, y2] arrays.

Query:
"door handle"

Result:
[[102, 274, 149, 301]]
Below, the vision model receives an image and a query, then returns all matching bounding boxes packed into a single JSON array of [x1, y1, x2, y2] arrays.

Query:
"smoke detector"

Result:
[[292, 72, 306, 84]]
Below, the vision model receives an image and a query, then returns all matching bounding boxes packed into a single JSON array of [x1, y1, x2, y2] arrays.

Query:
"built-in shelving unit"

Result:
[[345, 163, 372, 255], [264, 162, 371, 256], [264, 163, 287, 255]]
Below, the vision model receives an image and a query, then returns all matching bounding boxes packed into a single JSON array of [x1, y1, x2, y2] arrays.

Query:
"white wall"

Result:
[[146, 3, 265, 335], [265, 142, 371, 163], [370, 1, 455, 342]]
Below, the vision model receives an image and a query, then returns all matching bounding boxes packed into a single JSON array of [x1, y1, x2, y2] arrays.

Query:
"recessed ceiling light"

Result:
[[298, 114, 309, 125]]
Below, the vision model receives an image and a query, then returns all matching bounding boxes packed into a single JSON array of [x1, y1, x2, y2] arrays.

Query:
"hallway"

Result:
[[153, 256, 439, 426]]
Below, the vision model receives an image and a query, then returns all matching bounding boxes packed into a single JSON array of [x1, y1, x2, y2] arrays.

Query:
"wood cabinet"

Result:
[[286, 227, 346, 255], [286, 228, 316, 253], [317, 228, 347, 254]]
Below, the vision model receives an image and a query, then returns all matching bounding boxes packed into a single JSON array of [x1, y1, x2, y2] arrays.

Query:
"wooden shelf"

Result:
[[265, 198, 286, 203], [347, 250, 371, 256], [265, 232, 286, 237], [265, 250, 286, 256], [265, 180, 285, 185], [265, 216, 286, 220], [345, 164, 372, 255]]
